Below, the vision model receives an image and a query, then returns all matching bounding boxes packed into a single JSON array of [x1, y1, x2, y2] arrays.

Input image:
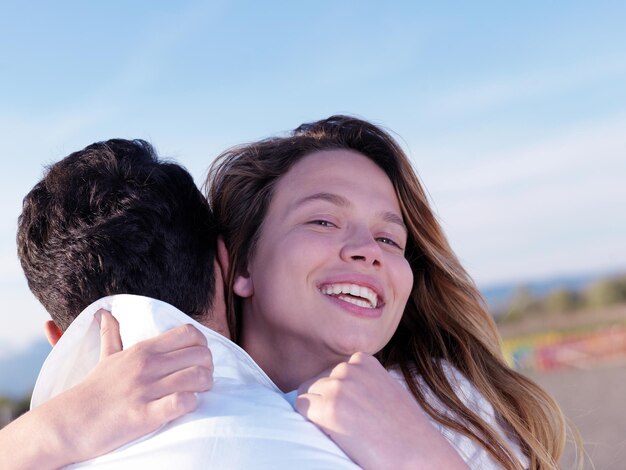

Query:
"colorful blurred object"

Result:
[[503, 323, 626, 371]]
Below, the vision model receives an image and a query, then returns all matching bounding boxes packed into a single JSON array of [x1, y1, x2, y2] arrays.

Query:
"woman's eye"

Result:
[[309, 219, 336, 228], [377, 237, 402, 249]]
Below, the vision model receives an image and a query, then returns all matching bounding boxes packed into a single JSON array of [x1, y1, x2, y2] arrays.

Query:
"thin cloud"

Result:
[[420, 115, 626, 285], [426, 114, 626, 195], [429, 57, 626, 117]]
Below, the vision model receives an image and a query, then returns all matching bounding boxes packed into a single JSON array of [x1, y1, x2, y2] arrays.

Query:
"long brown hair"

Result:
[[206, 115, 571, 469]]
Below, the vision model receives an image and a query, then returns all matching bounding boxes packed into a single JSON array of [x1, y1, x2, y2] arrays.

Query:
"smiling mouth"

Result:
[[320, 283, 381, 309]]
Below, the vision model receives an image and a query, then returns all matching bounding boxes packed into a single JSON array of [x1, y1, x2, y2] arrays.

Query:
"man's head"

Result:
[[18, 139, 219, 332]]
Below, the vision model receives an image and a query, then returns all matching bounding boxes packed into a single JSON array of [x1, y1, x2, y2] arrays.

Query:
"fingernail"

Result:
[[94, 310, 103, 325]]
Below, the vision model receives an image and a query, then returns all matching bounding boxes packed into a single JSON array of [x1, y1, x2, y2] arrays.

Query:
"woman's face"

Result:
[[234, 149, 413, 388]]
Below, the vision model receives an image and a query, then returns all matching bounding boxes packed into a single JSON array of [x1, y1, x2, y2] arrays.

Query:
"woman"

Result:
[[206, 115, 568, 468]]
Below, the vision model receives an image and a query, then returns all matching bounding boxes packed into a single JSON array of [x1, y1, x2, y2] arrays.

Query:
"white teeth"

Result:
[[320, 283, 379, 308], [338, 294, 372, 308]]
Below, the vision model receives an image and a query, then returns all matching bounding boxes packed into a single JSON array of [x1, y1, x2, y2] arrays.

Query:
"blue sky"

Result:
[[1, 1, 625, 354]]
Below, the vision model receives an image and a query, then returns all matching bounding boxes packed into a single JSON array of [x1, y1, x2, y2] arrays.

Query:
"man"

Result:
[[2, 139, 357, 469]]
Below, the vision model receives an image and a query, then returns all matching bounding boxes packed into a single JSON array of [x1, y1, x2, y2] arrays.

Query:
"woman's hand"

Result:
[[295, 352, 468, 470], [69, 310, 214, 458], [0, 310, 213, 470]]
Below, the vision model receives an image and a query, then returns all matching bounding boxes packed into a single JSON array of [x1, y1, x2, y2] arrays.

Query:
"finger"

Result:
[[348, 351, 378, 366], [294, 392, 312, 416], [142, 324, 208, 354], [145, 391, 199, 426], [296, 365, 334, 395], [148, 365, 214, 399], [301, 376, 336, 396], [294, 393, 331, 433], [297, 376, 319, 396], [98, 310, 123, 359], [141, 344, 213, 379]]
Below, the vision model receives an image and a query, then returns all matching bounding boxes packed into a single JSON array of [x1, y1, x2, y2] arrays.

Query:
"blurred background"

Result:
[[1, 2, 625, 467]]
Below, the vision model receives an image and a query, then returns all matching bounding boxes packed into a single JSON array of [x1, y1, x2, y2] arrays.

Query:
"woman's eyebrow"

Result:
[[293, 192, 407, 233], [381, 212, 407, 234], [293, 192, 350, 208]]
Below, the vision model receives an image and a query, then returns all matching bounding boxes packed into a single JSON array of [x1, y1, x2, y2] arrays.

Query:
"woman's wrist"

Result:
[[0, 396, 79, 470]]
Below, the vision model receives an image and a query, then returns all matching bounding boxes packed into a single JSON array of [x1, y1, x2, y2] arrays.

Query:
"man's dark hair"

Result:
[[17, 139, 217, 331]]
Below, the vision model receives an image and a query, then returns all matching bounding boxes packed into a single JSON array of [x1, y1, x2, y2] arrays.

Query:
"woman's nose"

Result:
[[339, 227, 382, 267]]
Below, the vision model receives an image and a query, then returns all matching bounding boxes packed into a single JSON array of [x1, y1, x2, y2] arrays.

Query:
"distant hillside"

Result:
[[480, 270, 623, 316], [0, 339, 50, 399]]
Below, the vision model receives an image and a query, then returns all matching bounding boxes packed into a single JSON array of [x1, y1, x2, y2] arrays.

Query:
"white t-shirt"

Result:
[[31, 295, 359, 469], [389, 366, 529, 469]]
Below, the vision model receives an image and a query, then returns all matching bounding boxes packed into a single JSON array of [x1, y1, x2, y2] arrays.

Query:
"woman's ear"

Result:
[[44, 320, 63, 346], [217, 236, 254, 298], [233, 269, 254, 298]]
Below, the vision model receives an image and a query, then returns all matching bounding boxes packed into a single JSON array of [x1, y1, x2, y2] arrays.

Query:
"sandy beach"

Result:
[[528, 363, 626, 469]]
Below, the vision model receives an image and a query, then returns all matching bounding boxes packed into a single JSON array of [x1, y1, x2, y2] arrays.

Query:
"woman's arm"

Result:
[[0, 311, 213, 470], [295, 352, 468, 470]]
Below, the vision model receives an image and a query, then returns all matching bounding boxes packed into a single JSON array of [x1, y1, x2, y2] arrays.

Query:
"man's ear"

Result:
[[217, 236, 254, 298], [216, 236, 230, 283], [44, 320, 63, 346]]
